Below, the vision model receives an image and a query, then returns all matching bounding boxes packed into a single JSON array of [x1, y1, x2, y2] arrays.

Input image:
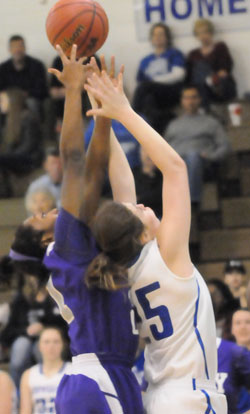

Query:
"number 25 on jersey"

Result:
[[135, 282, 173, 341]]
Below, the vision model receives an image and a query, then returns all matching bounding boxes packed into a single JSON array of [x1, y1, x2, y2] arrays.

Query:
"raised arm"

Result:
[[85, 72, 192, 276], [86, 56, 136, 204], [48, 45, 111, 224], [108, 128, 136, 203]]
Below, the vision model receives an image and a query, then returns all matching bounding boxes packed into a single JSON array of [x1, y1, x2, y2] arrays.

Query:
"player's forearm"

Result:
[[85, 116, 111, 178], [108, 129, 136, 203], [60, 87, 84, 161], [118, 108, 185, 177]]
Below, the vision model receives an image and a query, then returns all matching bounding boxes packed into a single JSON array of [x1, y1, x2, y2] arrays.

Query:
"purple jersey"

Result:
[[238, 387, 250, 413], [43, 208, 139, 365], [217, 338, 250, 414]]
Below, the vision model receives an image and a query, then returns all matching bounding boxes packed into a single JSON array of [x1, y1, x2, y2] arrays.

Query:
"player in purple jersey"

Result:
[[216, 337, 250, 414], [3, 46, 144, 413]]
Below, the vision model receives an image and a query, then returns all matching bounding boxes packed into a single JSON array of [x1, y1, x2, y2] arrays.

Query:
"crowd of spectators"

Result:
[[0, 16, 249, 414]]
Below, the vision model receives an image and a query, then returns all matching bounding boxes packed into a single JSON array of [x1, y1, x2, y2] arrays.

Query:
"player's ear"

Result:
[[139, 229, 150, 245]]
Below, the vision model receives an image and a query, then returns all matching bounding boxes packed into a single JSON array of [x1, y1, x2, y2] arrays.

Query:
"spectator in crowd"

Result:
[[224, 260, 248, 308], [25, 147, 62, 208], [231, 309, 250, 413], [164, 85, 230, 205], [0, 371, 18, 414], [186, 19, 236, 107], [0, 274, 66, 389], [133, 22, 185, 133], [0, 88, 43, 197], [25, 188, 57, 217], [85, 119, 140, 169], [0, 35, 48, 117], [216, 336, 250, 414], [207, 278, 240, 340], [20, 327, 70, 414], [133, 147, 162, 218], [232, 308, 250, 351]]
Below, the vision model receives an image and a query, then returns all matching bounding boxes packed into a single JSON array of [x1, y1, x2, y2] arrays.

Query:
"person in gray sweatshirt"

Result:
[[164, 85, 230, 204]]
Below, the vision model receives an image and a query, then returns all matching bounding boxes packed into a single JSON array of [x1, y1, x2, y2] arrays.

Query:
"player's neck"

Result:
[[42, 359, 64, 377]]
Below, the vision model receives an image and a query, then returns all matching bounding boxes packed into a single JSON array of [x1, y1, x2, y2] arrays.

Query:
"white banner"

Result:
[[134, 0, 250, 41]]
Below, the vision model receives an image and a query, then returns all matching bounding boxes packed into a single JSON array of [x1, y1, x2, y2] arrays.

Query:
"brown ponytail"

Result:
[[85, 252, 128, 291], [85, 201, 144, 291]]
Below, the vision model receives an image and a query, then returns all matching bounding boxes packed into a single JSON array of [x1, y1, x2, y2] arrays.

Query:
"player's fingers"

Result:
[[90, 57, 101, 76], [117, 72, 124, 93], [84, 83, 104, 101], [109, 56, 115, 79], [100, 55, 107, 72], [86, 108, 105, 117], [119, 64, 125, 76], [79, 55, 87, 64], [56, 44, 68, 64], [101, 70, 114, 89], [70, 44, 77, 61], [48, 68, 61, 79], [89, 72, 109, 94]]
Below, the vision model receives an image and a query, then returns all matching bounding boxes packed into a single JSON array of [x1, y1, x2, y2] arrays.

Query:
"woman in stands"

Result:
[[187, 18, 236, 106]]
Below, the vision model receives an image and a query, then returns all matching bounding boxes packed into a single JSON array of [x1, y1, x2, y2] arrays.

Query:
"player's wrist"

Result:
[[117, 105, 134, 124], [65, 84, 83, 93]]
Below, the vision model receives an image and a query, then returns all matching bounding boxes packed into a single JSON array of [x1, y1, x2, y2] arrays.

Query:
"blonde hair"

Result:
[[25, 188, 56, 216], [193, 19, 214, 36]]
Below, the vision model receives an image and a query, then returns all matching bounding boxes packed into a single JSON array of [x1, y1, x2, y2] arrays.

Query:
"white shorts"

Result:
[[143, 378, 228, 414]]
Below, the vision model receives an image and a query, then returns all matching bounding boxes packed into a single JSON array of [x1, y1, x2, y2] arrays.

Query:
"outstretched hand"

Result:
[[84, 70, 130, 120], [86, 55, 124, 110], [48, 44, 88, 90]]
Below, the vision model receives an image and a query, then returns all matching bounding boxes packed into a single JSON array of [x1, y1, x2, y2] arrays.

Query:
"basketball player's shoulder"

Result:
[[128, 239, 156, 277]]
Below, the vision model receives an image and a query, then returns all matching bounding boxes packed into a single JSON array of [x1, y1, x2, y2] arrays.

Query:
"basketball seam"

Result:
[[76, 2, 96, 55], [80, 11, 107, 55], [51, 10, 98, 46]]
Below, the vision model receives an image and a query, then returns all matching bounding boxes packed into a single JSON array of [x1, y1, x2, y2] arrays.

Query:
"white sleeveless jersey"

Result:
[[29, 363, 70, 414], [129, 239, 218, 386]]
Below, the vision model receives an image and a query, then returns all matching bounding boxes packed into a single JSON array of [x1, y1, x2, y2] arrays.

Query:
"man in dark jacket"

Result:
[[0, 35, 48, 117]]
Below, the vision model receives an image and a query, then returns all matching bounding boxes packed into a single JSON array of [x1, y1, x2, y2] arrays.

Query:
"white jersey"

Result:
[[29, 362, 70, 414], [129, 239, 227, 413]]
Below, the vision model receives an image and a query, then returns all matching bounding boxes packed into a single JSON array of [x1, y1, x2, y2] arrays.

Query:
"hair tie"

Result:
[[9, 249, 40, 262]]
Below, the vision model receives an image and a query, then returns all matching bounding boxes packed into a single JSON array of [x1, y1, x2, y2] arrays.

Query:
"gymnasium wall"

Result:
[[1, 0, 250, 99]]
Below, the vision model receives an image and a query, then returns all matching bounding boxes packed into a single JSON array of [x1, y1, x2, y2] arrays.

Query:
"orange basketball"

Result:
[[46, 0, 109, 58]]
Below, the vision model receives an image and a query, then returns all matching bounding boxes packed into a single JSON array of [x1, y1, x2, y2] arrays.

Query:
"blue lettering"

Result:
[[229, 0, 247, 13], [171, 0, 192, 19], [145, 0, 166, 22], [198, 0, 223, 16]]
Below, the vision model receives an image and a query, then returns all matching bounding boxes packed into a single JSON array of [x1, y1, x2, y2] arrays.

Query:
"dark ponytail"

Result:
[[0, 224, 49, 287], [85, 201, 144, 291]]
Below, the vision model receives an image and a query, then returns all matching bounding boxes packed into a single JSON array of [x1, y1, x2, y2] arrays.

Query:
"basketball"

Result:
[[46, 0, 109, 58]]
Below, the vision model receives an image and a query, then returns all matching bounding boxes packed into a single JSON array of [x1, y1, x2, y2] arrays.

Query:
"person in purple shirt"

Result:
[[3, 47, 143, 413], [216, 337, 250, 414]]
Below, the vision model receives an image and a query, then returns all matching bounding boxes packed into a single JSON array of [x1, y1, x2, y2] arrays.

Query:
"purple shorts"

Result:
[[55, 354, 144, 414]]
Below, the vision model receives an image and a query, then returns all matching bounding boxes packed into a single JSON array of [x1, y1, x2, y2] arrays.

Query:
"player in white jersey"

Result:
[[0, 370, 17, 414], [20, 327, 70, 414], [84, 68, 228, 413]]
